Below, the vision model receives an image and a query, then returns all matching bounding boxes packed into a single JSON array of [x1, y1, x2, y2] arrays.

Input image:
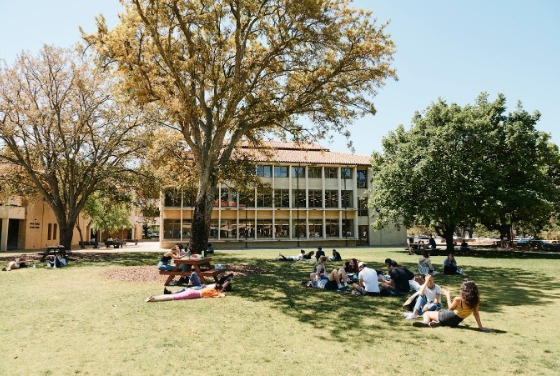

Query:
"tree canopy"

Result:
[[370, 93, 560, 250], [84, 0, 396, 251], [0, 45, 145, 249]]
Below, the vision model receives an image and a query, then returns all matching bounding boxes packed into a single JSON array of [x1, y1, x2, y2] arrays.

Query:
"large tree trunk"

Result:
[[436, 223, 456, 253], [443, 226, 456, 253], [191, 176, 217, 254]]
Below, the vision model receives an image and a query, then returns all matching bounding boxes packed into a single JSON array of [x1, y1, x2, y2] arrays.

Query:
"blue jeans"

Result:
[[157, 261, 174, 271], [189, 271, 202, 287], [414, 295, 441, 315]]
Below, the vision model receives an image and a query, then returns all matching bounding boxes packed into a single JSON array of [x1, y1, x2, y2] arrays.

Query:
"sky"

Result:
[[1, 0, 558, 156]]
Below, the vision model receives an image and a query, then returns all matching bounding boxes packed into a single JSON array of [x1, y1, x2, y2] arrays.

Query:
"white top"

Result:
[[358, 267, 380, 293], [423, 284, 441, 302]]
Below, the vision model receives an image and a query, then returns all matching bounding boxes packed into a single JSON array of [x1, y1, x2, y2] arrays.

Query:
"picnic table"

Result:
[[159, 257, 225, 286], [104, 239, 124, 248], [39, 245, 67, 261]]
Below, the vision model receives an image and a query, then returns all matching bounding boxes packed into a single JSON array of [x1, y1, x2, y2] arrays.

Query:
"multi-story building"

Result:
[[160, 142, 404, 248], [0, 195, 143, 252]]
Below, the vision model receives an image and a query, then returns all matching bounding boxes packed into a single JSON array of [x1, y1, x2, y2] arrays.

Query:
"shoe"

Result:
[[405, 313, 417, 320], [163, 288, 172, 295], [1, 268, 6, 271], [429, 321, 441, 328], [413, 321, 430, 327]]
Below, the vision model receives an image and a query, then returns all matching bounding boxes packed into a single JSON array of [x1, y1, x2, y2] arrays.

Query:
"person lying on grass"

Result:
[[145, 281, 231, 302], [412, 279, 493, 332], [2, 255, 29, 271]]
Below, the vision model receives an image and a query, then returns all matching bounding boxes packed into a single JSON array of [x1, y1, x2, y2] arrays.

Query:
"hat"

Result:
[[358, 262, 366, 268]]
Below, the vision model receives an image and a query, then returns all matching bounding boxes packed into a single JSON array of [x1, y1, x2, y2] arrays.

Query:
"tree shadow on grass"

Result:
[[56, 252, 555, 343], [215, 255, 558, 343]]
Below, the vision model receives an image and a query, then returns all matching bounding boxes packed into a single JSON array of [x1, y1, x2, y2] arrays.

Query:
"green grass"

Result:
[[1, 247, 559, 375]]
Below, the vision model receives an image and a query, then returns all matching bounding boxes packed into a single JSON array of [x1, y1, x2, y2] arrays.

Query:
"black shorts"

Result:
[[438, 310, 464, 327], [324, 279, 338, 290]]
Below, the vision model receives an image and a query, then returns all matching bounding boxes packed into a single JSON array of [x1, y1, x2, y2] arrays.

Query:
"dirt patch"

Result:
[[101, 264, 267, 282]]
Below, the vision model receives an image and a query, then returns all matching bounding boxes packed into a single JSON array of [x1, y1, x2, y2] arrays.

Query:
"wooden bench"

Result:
[[158, 269, 225, 285]]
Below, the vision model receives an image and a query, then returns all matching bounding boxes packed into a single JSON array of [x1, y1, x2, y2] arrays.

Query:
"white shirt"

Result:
[[423, 284, 441, 302], [358, 267, 380, 293]]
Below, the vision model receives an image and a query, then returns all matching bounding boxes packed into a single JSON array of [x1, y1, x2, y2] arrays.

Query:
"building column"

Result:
[[1, 219, 8, 252]]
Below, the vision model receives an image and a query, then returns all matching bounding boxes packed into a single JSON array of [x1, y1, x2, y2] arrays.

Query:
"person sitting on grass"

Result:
[[412, 279, 493, 332], [305, 269, 348, 291], [46, 254, 67, 268], [380, 260, 416, 296], [352, 262, 380, 296], [344, 258, 360, 283], [329, 249, 342, 261], [418, 250, 438, 275], [146, 281, 231, 302], [403, 274, 441, 319], [443, 253, 464, 275]]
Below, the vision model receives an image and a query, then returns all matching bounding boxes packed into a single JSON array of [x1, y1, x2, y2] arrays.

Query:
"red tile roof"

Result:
[[236, 141, 371, 166]]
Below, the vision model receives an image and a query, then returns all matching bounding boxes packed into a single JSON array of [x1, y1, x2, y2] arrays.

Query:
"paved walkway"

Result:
[[1, 241, 165, 258]]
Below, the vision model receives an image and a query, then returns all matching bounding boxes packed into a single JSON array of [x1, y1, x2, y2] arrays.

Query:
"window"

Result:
[[256, 193, 272, 207], [274, 189, 290, 208], [53, 224, 57, 240], [292, 189, 306, 208], [357, 169, 368, 188], [325, 190, 338, 208], [163, 219, 192, 239], [220, 220, 235, 238], [47, 223, 52, 241], [164, 188, 182, 207], [308, 167, 322, 179], [293, 219, 307, 238], [256, 165, 272, 177], [342, 219, 353, 237], [341, 167, 352, 179], [308, 220, 323, 238], [292, 166, 305, 178], [274, 166, 289, 178], [209, 220, 219, 238], [341, 190, 353, 208], [326, 219, 339, 237], [358, 197, 369, 216], [239, 191, 255, 208], [274, 220, 289, 238], [257, 220, 273, 238], [220, 188, 237, 207], [308, 190, 322, 208], [325, 167, 338, 179], [359, 225, 369, 242]]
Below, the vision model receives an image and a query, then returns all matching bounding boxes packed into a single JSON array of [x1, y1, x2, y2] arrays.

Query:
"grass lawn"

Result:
[[1, 246, 559, 375]]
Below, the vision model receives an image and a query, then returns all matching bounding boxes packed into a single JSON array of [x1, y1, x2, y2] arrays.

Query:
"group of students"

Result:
[[299, 249, 491, 331], [148, 243, 228, 302]]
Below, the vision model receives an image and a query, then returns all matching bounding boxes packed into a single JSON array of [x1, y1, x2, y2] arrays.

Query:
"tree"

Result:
[[83, 191, 133, 241], [0, 45, 145, 250], [369, 93, 560, 251], [83, 0, 396, 252]]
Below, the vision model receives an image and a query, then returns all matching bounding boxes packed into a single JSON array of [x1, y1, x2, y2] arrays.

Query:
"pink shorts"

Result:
[[173, 289, 202, 300]]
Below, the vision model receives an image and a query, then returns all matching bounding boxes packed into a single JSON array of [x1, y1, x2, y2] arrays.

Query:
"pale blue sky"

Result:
[[1, 0, 558, 156]]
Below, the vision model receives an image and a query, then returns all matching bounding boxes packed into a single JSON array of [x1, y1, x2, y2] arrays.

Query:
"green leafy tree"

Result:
[[370, 93, 560, 251], [0, 46, 145, 250], [83, 0, 396, 252], [83, 191, 133, 241]]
